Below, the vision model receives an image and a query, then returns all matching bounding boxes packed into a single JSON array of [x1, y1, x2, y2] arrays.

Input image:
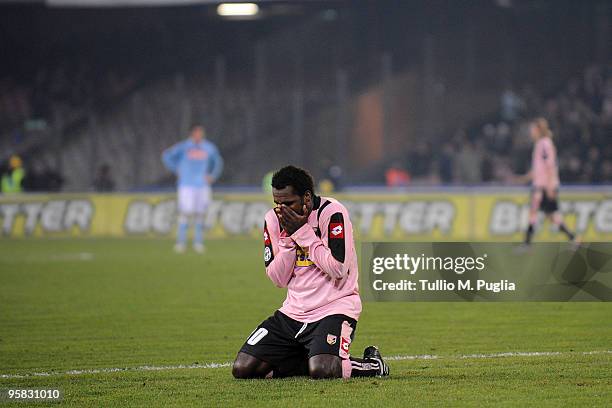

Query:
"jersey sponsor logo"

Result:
[[295, 246, 314, 267], [330, 223, 344, 238], [326, 334, 337, 345], [187, 148, 208, 160]]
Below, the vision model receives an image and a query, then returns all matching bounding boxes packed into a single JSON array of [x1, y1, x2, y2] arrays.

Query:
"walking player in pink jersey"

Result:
[[232, 166, 389, 379], [521, 118, 576, 245]]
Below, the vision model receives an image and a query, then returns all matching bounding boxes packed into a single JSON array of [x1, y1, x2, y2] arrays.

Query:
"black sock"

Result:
[[559, 223, 575, 241], [524, 224, 535, 245], [349, 357, 381, 377]]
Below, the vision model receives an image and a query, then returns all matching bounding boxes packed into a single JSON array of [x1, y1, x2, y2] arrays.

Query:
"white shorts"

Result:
[[178, 186, 211, 215]]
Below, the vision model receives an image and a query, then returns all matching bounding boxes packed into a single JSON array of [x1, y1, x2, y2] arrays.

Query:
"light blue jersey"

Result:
[[162, 139, 223, 188]]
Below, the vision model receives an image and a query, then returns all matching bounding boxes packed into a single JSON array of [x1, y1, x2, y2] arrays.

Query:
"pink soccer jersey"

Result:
[[532, 137, 559, 188], [263, 197, 362, 323]]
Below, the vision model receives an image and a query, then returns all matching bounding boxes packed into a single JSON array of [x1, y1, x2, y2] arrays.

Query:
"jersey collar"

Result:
[[312, 194, 321, 210]]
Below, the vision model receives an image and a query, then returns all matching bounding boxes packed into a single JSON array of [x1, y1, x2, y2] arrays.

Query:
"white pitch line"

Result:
[[459, 351, 563, 359], [1, 350, 610, 380], [386, 354, 439, 361], [0, 362, 231, 380]]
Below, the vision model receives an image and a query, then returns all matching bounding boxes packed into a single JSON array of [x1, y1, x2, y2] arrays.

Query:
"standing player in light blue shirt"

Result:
[[162, 124, 223, 253]]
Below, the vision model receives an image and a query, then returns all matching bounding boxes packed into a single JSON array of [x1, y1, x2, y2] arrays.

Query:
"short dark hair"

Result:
[[271, 165, 315, 197], [190, 123, 204, 131]]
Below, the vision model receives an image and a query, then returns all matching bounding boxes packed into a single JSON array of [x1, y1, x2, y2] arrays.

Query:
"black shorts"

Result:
[[532, 188, 559, 214], [239, 311, 357, 377]]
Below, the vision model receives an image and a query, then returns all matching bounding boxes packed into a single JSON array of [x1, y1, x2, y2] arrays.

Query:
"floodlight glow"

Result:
[[217, 3, 259, 17]]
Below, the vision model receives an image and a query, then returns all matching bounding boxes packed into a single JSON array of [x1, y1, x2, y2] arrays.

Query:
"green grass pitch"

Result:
[[0, 239, 610, 407]]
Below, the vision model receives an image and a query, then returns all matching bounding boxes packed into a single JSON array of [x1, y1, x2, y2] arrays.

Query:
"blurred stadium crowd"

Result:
[[0, 1, 609, 192], [394, 64, 612, 186], [0, 61, 138, 134]]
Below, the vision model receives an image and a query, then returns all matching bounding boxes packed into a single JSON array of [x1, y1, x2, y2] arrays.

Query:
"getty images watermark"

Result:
[[360, 242, 612, 301]]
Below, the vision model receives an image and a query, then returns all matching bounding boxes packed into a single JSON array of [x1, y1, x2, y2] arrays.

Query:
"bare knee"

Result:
[[232, 352, 270, 379], [308, 355, 341, 379], [232, 358, 252, 379]]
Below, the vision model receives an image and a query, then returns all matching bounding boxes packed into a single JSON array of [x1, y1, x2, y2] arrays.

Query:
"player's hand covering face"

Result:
[[277, 204, 309, 236], [273, 187, 312, 235]]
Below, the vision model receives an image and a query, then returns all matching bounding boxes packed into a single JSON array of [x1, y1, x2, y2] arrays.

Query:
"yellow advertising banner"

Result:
[[1, 190, 611, 241]]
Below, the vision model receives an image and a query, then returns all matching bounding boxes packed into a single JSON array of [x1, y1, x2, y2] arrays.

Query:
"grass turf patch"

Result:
[[0, 239, 610, 406]]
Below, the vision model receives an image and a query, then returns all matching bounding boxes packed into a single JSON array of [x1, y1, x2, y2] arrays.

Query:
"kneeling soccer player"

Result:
[[232, 165, 389, 380]]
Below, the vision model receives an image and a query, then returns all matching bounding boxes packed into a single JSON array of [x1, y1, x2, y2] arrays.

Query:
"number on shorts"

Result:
[[246, 328, 268, 345]]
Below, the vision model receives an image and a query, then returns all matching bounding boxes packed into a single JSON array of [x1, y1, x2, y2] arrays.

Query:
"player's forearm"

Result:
[[265, 244, 295, 288], [209, 156, 224, 181], [161, 151, 179, 172], [162, 161, 177, 173], [546, 166, 557, 186], [291, 225, 347, 280], [308, 241, 347, 280]]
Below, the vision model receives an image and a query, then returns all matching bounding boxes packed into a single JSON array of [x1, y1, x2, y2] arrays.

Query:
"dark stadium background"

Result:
[[1, 2, 611, 406], [1, 0, 609, 191]]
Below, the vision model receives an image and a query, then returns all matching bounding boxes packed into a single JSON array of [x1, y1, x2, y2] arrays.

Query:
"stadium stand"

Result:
[[446, 64, 612, 185], [0, 1, 608, 191]]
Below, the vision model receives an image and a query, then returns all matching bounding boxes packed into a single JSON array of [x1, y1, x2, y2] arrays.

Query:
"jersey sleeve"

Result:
[[290, 202, 352, 280], [161, 142, 184, 173], [207, 144, 224, 182], [263, 210, 296, 288], [542, 139, 556, 169]]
